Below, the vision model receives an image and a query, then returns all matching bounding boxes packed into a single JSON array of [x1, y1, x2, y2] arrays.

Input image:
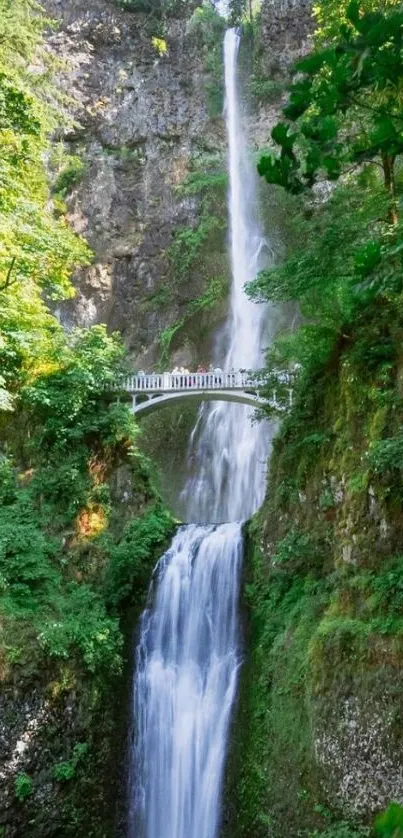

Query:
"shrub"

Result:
[[52, 157, 86, 198], [15, 773, 33, 802], [37, 584, 123, 674], [52, 743, 89, 782], [368, 434, 403, 474], [105, 505, 174, 607]]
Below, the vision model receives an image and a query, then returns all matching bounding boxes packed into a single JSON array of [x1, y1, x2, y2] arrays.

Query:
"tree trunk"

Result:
[[382, 153, 398, 224]]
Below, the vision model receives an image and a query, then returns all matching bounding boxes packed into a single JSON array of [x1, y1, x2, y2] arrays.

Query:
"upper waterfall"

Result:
[[182, 28, 276, 524]]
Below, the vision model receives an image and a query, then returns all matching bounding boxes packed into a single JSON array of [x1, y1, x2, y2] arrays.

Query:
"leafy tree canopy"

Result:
[[258, 1, 403, 221], [313, 0, 400, 43], [0, 0, 91, 412]]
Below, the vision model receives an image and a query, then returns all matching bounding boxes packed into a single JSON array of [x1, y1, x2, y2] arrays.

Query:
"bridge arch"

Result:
[[131, 389, 265, 417]]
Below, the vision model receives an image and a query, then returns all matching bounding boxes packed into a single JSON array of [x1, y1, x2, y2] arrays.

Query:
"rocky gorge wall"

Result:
[[44, 0, 229, 369]]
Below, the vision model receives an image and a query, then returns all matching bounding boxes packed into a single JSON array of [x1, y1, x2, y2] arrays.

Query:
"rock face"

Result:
[[314, 694, 403, 818], [259, 0, 313, 75], [45, 0, 227, 365]]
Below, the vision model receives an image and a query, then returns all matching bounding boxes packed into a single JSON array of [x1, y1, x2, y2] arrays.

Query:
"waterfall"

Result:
[[128, 28, 275, 838], [183, 28, 276, 524], [129, 524, 243, 838]]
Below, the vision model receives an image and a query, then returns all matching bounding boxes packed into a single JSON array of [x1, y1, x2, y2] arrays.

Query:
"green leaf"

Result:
[[374, 803, 403, 838], [354, 240, 382, 277], [271, 123, 296, 151]]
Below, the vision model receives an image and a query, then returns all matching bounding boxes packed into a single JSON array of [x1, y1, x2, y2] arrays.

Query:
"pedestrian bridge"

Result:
[[124, 371, 273, 416]]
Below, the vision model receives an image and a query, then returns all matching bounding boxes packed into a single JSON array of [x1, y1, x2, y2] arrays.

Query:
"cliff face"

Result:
[[44, 0, 229, 367], [259, 0, 313, 74]]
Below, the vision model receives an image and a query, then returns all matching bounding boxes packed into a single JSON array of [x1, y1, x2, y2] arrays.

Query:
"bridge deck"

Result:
[[125, 372, 261, 394]]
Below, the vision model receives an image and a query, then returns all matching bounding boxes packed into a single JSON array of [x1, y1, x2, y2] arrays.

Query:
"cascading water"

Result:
[[183, 27, 276, 524], [129, 524, 243, 838], [128, 27, 275, 838]]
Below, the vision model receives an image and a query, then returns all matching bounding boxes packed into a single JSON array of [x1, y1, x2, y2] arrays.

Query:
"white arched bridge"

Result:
[[124, 371, 274, 416]]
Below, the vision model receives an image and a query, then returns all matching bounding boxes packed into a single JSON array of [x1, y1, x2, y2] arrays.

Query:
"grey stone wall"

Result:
[[45, 0, 227, 366], [259, 0, 314, 76]]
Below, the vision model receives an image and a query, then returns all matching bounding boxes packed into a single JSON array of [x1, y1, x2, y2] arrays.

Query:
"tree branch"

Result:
[[0, 257, 17, 292]]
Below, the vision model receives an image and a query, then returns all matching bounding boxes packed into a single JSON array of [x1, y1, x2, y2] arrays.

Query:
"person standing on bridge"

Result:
[[214, 367, 222, 385]]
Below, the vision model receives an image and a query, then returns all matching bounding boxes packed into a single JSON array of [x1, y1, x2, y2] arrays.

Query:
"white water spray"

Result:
[[183, 28, 276, 523], [129, 28, 276, 838], [129, 524, 243, 838]]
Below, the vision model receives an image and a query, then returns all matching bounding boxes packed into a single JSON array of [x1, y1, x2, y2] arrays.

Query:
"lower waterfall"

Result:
[[128, 524, 243, 838]]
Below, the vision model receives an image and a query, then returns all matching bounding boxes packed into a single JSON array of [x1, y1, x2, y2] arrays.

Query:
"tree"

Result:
[[0, 0, 91, 410], [258, 2, 403, 222], [313, 0, 400, 43]]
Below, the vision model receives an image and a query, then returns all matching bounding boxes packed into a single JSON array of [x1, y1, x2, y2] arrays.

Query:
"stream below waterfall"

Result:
[[127, 27, 276, 838]]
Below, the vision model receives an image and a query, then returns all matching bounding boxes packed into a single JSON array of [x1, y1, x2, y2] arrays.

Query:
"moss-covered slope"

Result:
[[226, 300, 403, 838]]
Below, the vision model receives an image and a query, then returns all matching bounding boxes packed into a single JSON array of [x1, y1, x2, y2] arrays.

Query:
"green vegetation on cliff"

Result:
[[157, 149, 229, 367], [0, 4, 174, 835], [224, 2, 403, 836]]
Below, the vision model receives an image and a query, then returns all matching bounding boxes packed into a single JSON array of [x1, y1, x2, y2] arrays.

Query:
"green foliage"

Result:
[[247, 75, 285, 105], [375, 803, 403, 838], [151, 35, 168, 55], [250, 173, 397, 309], [258, 3, 403, 211], [172, 163, 227, 271], [178, 170, 227, 197], [105, 504, 174, 607], [227, 0, 250, 26], [272, 530, 324, 573], [14, 773, 33, 802], [313, 0, 400, 44], [250, 161, 403, 432], [231, 504, 403, 836], [228, 521, 332, 838], [37, 584, 123, 674], [0, 0, 89, 297], [310, 824, 370, 838], [368, 433, 403, 474], [52, 743, 89, 782], [23, 325, 131, 455], [159, 275, 227, 364], [169, 215, 220, 277], [0, 496, 58, 612], [0, 0, 174, 700], [188, 2, 226, 117], [52, 156, 86, 198], [0, 319, 170, 678], [0, 0, 91, 416], [162, 150, 228, 364]]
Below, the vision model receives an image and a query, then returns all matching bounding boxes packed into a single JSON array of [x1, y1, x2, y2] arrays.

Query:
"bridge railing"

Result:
[[125, 371, 263, 393]]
